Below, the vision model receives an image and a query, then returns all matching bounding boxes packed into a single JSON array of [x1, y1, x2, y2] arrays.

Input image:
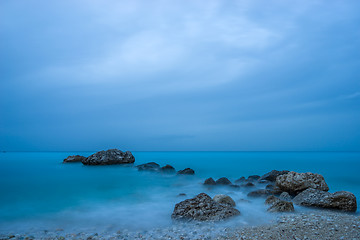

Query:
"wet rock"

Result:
[[177, 168, 195, 175], [268, 200, 294, 212], [247, 175, 260, 181], [178, 193, 186, 196], [136, 162, 160, 171], [171, 193, 240, 221], [293, 188, 357, 212], [235, 177, 246, 183], [63, 155, 86, 163], [265, 195, 279, 205], [160, 164, 176, 173], [230, 184, 241, 188], [215, 177, 232, 185], [279, 192, 292, 202], [242, 182, 255, 187], [266, 184, 274, 190], [213, 194, 236, 207], [82, 149, 135, 165], [276, 171, 329, 195], [247, 189, 273, 198], [204, 177, 216, 185], [260, 170, 289, 182]]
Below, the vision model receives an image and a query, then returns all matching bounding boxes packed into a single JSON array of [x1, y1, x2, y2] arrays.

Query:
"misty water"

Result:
[[0, 151, 359, 234]]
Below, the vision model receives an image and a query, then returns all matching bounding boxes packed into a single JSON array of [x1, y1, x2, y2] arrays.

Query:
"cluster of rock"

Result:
[[171, 193, 240, 221], [136, 162, 194, 175]]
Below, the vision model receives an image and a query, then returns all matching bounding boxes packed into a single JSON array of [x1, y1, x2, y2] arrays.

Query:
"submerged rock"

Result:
[[136, 162, 160, 171], [276, 171, 329, 195], [204, 177, 216, 185], [63, 155, 86, 163], [215, 177, 232, 185], [213, 194, 236, 207], [171, 193, 240, 221], [247, 189, 273, 198], [160, 164, 176, 173], [177, 168, 195, 175], [82, 149, 135, 165], [293, 188, 357, 212], [260, 170, 289, 182]]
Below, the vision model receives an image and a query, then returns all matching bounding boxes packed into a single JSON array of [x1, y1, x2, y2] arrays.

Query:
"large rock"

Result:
[[215, 177, 232, 185], [293, 188, 357, 212], [82, 149, 135, 165], [136, 162, 160, 171], [260, 170, 289, 182], [160, 164, 175, 173], [63, 155, 86, 163], [171, 193, 240, 221], [276, 171, 329, 195], [213, 194, 236, 207], [204, 177, 216, 185], [265, 195, 294, 212], [177, 168, 195, 175]]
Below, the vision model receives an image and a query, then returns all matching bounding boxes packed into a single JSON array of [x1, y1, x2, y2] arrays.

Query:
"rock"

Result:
[[160, 164, 175, 173], [242, 182, 255, 187], [178, 193, 186, 196], [235, 177, 246, 183], [260, 170, 289, 182], [247, 189, 273, 198], [268, 200, 294, 212], [293, 188, 357, 212], [213, 194, 236, 207], [82, 149, 135, 165], [279, 192, 292, 202], [63, 155, 86, 163], [265, 195, 279, 205], [136, 162, 160, 171], [230, 184, 241, 188], [265, 195, 294, 212], [276, 171, 329, 195], [215, 177, 232, 185], [177, 168, 195, 175], [266, 184, 274, 190], [204, 177, 216, 185], [247, 175, 260, 181], [171, 193, 240, 221]]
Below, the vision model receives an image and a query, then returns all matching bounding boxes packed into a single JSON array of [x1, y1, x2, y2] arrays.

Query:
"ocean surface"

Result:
[[0, 151, 359, 233]]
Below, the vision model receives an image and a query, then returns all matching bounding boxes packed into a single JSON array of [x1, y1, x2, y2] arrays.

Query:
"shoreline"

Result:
[[1, 211, 359, 240]]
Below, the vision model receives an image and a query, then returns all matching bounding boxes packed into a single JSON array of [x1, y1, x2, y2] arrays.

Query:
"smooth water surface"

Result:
[[0, 151, 359, 233]]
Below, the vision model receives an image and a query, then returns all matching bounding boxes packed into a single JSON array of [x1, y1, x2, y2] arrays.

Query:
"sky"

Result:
[[1, 0, 360, 151]]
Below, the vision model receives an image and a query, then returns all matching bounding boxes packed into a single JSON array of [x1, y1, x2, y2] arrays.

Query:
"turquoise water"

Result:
[[0, 151, 359, 232]]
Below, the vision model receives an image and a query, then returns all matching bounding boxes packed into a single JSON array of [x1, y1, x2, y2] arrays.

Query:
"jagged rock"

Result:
[[160, 164, 175, 173], [247, 189, 273, 198], [63, 155, 86, 163], [171, 193, 240, 221], [136, 162, 160, 171], [215, 177, 232, 185], [235, 177, 246, 183], [279, 192, 292, 202], [276, 171, 329, 195], [82, 149, 135, 165], [247, 175, 260, 181], [177, 168, 195, 175], [260, 170, 289, 182], [268, 200, 294, 212], [204, 178, 216, 185], [213, 194, 236, 207], [242, 182, 255, 187], [293, 188, 357, 212]]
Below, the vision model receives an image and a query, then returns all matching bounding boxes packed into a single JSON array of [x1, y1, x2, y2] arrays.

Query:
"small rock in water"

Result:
[[215, 177, 232, 185], [242, 182, 255, 187], [177, 168, 195, 175], [204, 177, 216, 185], [235, 177, 246, 183], [160, 164, 176, 173], [136, 162, 160, 171], [247, 175, 260, 181], [248, 189, 272, 198]]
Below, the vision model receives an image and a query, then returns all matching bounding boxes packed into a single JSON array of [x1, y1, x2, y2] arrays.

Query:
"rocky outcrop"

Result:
[[82, 149, 135, 165], [136, 162, 160, 171], [171, 193, 240, 221], [213, 194, 236, 207], [260, 170, 289, 182], [160, 164, 175, 173], [276, 171, 329, 195], [265, 195, 294, 212], [247, 189, 273, 198], [204, 178, 216, 185], [177, 168, 195, 175], [63, 155, 86, 163], [293, 188, 357, 212], [215, 177, 232, 185]]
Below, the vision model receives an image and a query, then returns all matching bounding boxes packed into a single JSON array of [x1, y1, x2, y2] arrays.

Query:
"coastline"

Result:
[[1, 211, 359, 240]]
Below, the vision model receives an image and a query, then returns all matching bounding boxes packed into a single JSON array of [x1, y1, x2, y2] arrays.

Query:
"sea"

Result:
[[0, 151, 359, 234]]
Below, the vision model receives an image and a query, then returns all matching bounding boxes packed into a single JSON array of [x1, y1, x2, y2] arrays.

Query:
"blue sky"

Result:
[[1, 0, 360, 151]]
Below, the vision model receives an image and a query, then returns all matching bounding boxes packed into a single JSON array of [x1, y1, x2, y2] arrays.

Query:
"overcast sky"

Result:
[[1, 0, 360, 151]]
